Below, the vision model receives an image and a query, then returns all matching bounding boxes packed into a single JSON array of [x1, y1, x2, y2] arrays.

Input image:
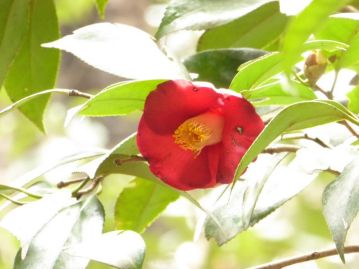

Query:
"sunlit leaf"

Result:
[[230, 40, 348, 91], [184, 49, 266, 88], [156, 0, 273, 38], [241, 80, 316, 106], [115, 178, 179, 233], [43, 23, 187, 80], [339, 31, 359, 69], [0, 191, 77, 258], [13, 196, 104, 269], [2, 0, 59, 131], [66, 231, 145, 269], [234, 100, 359, 178], [198, 2, 288, 52], [323, 158, 359, 262], [80, 80, 165, 117], [314, 13, 359, 43], [281, 0, 350, 72], [347, 86, 359, 113]]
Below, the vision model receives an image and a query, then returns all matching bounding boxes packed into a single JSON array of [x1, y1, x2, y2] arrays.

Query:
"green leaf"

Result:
[[197, 2, 288, 52], [323, 158, 359, 262], [205, 153, 320, 245], [0, 0, 29, 89], [156, 0, 273, 39], [314, 13, 359, 44], [339, 31, 359, 68], [95, 0, 108, 18], [80, 80, 165, 117], [66, 231, 145, 269], [281, 0, 350, 72], [3, 0, 60, 131], [230, 40, 348, 91], [234, 100, 359, 178], [184, 49, 266, 88], [13, 196, 104, 269], [43, 23, 187, 80], [347, 86, 359, 113], [242, 80, 316, 106], [115, 178, 179, 233]]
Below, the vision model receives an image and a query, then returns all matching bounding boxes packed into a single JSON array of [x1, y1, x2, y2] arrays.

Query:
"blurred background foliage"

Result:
[[1, 0, 359, 268]]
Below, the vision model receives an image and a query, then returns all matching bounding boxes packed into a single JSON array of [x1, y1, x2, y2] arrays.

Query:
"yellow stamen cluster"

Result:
[[173, 121, 212, 154]]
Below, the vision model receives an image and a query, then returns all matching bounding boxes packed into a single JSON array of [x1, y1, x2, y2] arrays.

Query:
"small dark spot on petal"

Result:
[[192, 86, 199, 92], [236, 126, 243, 134]]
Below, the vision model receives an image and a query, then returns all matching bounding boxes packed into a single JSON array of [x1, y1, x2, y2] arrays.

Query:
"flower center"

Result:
[[173, 112, 224, 154]]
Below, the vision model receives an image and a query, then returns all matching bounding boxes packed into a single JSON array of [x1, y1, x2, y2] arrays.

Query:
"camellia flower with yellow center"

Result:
[[137, 80, 264, 190]]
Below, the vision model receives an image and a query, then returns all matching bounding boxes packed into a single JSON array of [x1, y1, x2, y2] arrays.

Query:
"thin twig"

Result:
[[329, 71, 339, 98], [339, 120, 359, 139], [72, 176, 104, 199], [282, 134, 330, 148], [57, 176, 89, 188], [114, 155, 146, 166], [262, 146, 299, 155], [252, 245, 359, 269], [313, 84, 332, 99], [68, 89, 92, 99]]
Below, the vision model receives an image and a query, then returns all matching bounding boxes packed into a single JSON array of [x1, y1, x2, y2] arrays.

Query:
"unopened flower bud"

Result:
[[304, 51, 328, 85]]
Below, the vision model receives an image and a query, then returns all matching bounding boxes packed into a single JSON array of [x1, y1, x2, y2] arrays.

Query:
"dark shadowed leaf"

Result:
[[80, 80, 165, 117], [323, 158, 359, 262], [197, 2, 288, 52], [184, 49, 266, 88], [43, 23, 187, 80], [12, 196, 104, 269], [66, 231, 145, 269], [2, 0, 59, 131], [281, 0, 350, 72], [234, 100, 359, 178], [156, 0, 273, 38], [115, 178, 179, 233]]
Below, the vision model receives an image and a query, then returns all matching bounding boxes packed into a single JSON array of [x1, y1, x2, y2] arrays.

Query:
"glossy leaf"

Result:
[[13, 196, 104, 269], [80, 80, 165, 117], [115, 178, 179, 233], [347, 86, 359, 113], [234, 100, 359, 178], [323, 158, 359, 262], [197, 2, 288, 52], [95, 0, 108, 17], [314, 13, 359, 44], [2, 0, 59, 131], [230, 40, 348, 91], [205, 152, 320, 245], [281, 0, 350, 72], [184, 49, 266, 88], [241, 80, 316, 106], [43, 23, 187, 80], [66, 231, 145, 269], [156, 0, 273, 38]]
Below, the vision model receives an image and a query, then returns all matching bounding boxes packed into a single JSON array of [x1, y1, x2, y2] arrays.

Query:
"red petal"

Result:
[[217, 94, 264, 183], [137, 118, 219, 190], [142, 80, 221, 134]]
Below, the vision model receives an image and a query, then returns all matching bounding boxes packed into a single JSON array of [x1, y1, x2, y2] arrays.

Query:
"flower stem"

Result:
[[252, 245, 359, 269]]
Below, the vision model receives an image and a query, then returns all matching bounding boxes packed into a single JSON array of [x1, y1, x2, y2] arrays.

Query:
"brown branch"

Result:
[[68, 89, 92, 99], [252, 245, 359, 269], [339, 120, 359, 139], [114, 155, 146, 166], [262, 146, 299, 155], [57, 176, 89, 188], [282, 134, 330, 148], [72, 176, 103, 199], [313, 84, 333, 99]]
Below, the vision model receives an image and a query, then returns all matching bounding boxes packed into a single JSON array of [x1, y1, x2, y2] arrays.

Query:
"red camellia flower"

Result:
[[137, 80, 264, 191]]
